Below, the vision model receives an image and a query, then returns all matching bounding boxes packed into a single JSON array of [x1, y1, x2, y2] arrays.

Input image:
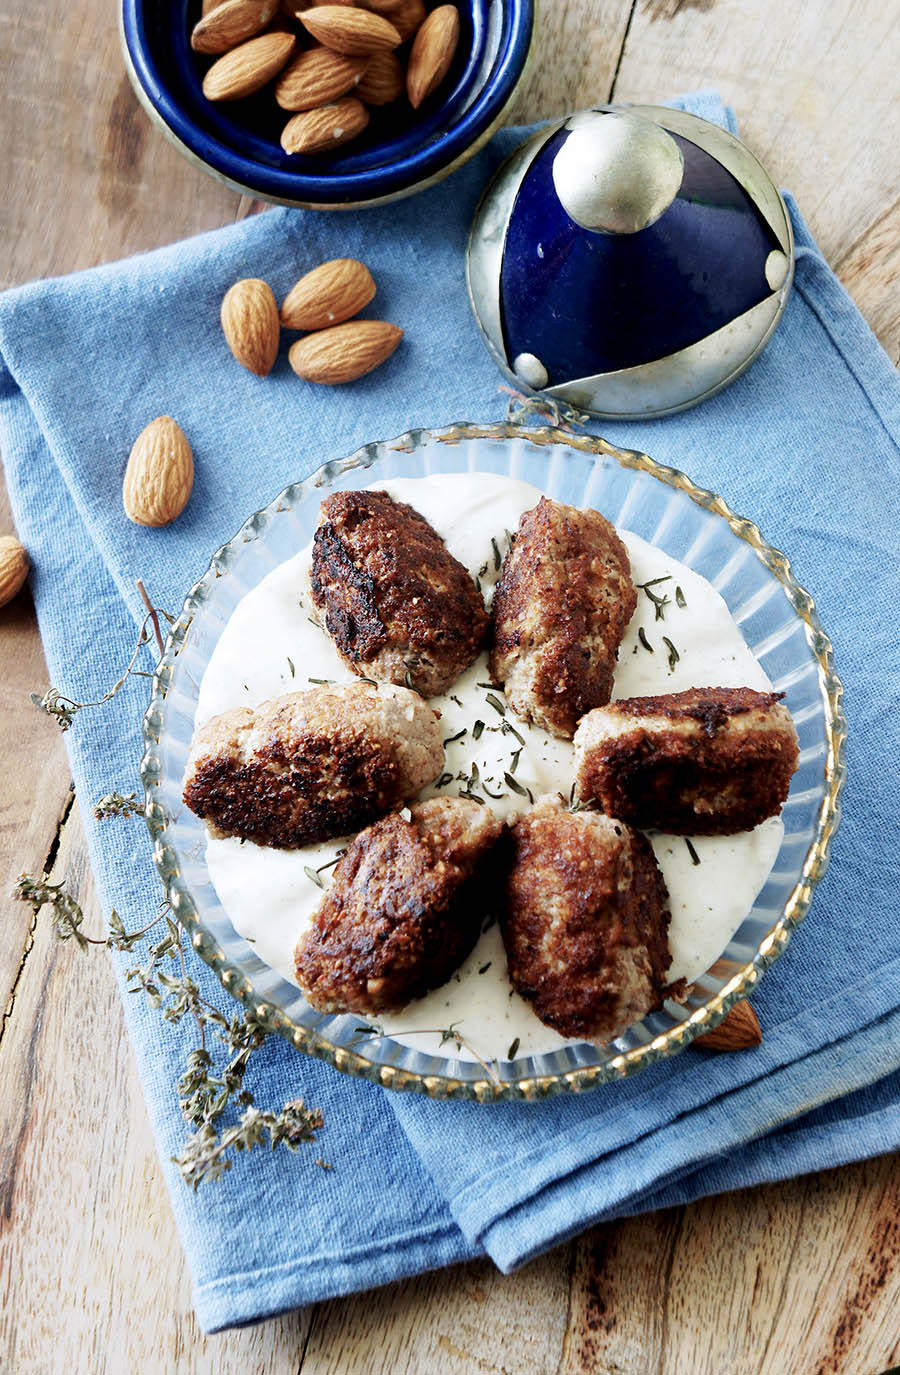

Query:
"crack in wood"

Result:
[[606, 0, 638, 103], [0, 784, 75, 1052]]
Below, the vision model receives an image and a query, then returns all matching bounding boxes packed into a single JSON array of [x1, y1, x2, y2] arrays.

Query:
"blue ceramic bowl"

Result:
[[120, 0, 535, 208]]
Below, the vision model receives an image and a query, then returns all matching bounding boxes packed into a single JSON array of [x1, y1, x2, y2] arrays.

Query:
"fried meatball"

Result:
[[488, 497, 636, 739], [295, 797, 503, 1014], [310, 489, 489, 697], [573, 686, 799, 835], [183, 683, 443, 849], [502, 795, 672, 1042]]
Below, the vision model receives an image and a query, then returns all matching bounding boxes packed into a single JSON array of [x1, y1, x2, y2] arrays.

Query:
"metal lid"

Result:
[[466, 105, 794, 419]]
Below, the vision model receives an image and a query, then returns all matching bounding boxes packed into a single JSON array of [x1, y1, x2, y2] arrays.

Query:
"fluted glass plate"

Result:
[[141, 423, 845, 1101]]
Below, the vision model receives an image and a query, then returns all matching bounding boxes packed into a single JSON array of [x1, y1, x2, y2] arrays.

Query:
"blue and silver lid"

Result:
[[466, 105, 793, 419]]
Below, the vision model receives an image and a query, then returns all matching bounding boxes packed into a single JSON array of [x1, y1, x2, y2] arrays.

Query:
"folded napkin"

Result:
[[1, 92, 899, 1332]]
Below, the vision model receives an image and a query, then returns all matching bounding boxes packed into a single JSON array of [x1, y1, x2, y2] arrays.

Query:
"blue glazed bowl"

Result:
[[120, 0, 535, 208]]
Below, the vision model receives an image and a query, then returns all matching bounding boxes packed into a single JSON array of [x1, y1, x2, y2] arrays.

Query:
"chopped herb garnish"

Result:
[[286, 657, 295, 678], [504, 772, 533, 803], [675, 585, 687, 609], [358, 676, 378, 687], [435, 772, 453, 788], [509, 747, 522, 774], [662, 636, 680, 671], [482, 780, 506, 800], [505, 528, 516, 551], [304, 866, 324, 889], [472, 719, 485, 740], [491, 536, 502, 571], [478, 962, 492, 975], [477, 561, 488, 579], [443, 728, 467, 746], [474, 577, 482, 594], [685, 838, 701, 866], [308, 677, 333, 685], [501, 720, 526, 746], [638, 627, 653, 653], [485, 692, 506, 717], [507, 1037, 520, 1060], [476, 682, 495, 690], [450, 694, 464, 708], [636, 575, 672, 620]]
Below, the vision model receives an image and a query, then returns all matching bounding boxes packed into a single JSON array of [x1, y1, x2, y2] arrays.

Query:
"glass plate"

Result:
[[141, 423, 846, 1102]]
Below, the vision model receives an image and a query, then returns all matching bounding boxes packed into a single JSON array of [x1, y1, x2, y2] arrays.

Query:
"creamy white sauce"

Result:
[[197, 473, 783, 1062]]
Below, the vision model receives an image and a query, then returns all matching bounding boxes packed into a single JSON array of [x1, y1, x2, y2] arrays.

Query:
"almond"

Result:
[[123, 418, 194, 528], [355, 48, 404, 105], [299, 5, 401, 54], [389, 0, 425, 42], [289, 320, 402, 383], [202, 0, 229, 15], [203, 31, 296, 100], [280, 0, 312, 16], [280, 258, 376, 329], [406, 3, 458, 108], [281, 96, 369, 154], [0, 536, 29, 609], [361, 0, 406, 13], [191, 0, 279, 54], [221, 278, 281, 376], [695, 1000, 762, 1052], [275, 46, 370, 111]]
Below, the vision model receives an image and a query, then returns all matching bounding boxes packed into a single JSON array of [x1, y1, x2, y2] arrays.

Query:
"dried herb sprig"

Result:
[[93, 791, 141, 820], [636, 575, 672, 621]]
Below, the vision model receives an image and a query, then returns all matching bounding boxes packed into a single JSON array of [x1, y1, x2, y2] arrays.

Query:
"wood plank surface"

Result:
[[1, 0, 899, 1370]]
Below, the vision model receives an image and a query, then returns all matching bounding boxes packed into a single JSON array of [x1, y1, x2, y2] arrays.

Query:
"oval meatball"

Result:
[[183, 683, 443, 848], [295, 797, 503, 1015], [310, 488, 489, 697], [502, 795, 672, 1042], [489, 497, 636, 739], [573, 686, 799, 835]]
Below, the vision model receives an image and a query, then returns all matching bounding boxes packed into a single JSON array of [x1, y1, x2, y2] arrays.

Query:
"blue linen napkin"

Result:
[[1, 92, 898, 1331]]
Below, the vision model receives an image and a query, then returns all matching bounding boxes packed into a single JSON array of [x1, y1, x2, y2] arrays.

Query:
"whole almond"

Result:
[[289, 320, 402, 383], [123, 418, 194, 528], [362, 0, 406, 13], [355, 48, 404, 105], [221, 278, 280, 376], [280, 258, 376, 329], [0, 536, 29, 609], [281, 97, 369, 154], [280, 0, 312, 16], [191, 0, 279, 54], [407, 4, 459, 108], [202, 0, 229, 15], [299, 6, 401, 54], [203, 31, 296, 101], [695, 1000, 762, 1052], [275, 46, 370, 111], [389, 0, 425, 43]]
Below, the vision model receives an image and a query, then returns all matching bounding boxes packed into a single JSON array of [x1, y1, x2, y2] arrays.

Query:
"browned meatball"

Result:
[[183, 683, 443, 848], [573, 686, 799, 835], [502, 795, 672, 1042], [295, 796, 503, 1015], [489, 497, 636, 739], [310, 489, 489, 697]]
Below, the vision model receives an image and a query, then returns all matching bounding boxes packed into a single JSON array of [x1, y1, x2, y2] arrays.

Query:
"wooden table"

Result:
[[2, 2, 899, 1371]]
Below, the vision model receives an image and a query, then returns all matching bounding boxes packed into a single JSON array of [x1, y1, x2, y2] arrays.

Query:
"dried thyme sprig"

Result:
[[93, 791, 141, 820], [635, 575, 672, 621]]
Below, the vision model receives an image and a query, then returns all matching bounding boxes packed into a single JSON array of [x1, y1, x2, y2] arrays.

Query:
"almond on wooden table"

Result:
[[281, 96, 370, 154], [280, 258, 376, 329], [355, 48, 404, 105], [0, 536, 29, 609], [191, 0, 279, 54], [122, 418, 194, 528], [289, 320, 402, 383], [695, 999, 762, 1052], [407, 3, 459, 108], [221, 278, 281, 376], [299, 5, 402, 55], [202, 30, 296, 100], [275, 45, 370, 111]]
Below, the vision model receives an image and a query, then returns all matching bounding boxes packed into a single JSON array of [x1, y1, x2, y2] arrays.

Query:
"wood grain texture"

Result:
[[1, 0, 900, 1370]]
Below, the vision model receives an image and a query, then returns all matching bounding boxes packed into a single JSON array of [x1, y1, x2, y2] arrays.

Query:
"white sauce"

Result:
[[197, 474, 783, 1062]]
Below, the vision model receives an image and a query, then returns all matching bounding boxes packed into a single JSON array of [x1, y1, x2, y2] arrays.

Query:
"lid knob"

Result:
[[551, 110, 685, 235]]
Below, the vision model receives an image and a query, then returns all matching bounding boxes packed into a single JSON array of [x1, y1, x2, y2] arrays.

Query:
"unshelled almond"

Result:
[[221, 278, 281, 376], [281, 97, 369, 154], [407, 4, 459, 108], [281, 258, 376, 330], [695, 1000, 762, 1052], [0, 536, 29, 609], [191, 0, 279, 54], [202, 31, 296, 101], [123, 418, 194, 528], [355, 48, 404, 105], [299, 5, 401, 55], [289, 320, 402, 383], [389, 0, 425, 42], [275, 45, 370, 111]]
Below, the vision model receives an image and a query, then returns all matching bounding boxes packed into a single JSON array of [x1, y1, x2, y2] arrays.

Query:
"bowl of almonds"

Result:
[[120, 0, 534, 207]]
